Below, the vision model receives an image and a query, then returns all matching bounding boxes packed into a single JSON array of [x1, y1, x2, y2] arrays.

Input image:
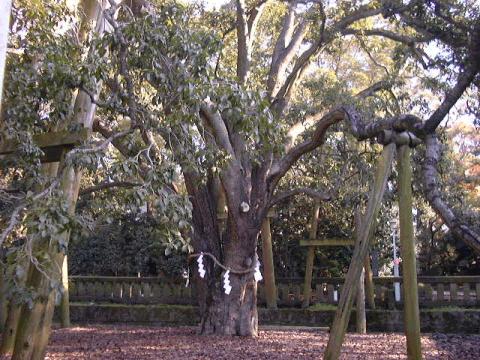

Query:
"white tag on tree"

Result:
[[223, 270, 232, 295], [254, 259, 263, 282], [197, 254, 206, 278]]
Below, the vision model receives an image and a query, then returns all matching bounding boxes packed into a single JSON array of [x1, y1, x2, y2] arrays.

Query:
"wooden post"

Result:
[[0, 304, 22, 355], [302, 200, 320, 308], [261, 217, 277, 309], [364, 255, 376, 309], [354, 210, 366, 333], [398, 145, 422, 360], [60, 256, 71, 328], [324, 144, 395, 360], [356, 268, 366, 333]]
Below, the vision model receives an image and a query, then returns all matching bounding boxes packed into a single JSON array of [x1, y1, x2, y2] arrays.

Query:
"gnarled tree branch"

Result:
[[422, 134, 480, 253]]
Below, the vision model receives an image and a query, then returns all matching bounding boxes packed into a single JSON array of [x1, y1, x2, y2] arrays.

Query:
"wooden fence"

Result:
[[69, 275, 480, 308]]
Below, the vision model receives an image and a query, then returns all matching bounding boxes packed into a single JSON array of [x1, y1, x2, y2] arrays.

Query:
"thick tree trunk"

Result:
[[190, 186, 261, 336], [200, 273, 259, 336]]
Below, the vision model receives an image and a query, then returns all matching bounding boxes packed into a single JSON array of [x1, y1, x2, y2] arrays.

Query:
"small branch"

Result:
[[79, 181, 142, 196], [0, 180, 59, 247], [269, 187, 331, 208]]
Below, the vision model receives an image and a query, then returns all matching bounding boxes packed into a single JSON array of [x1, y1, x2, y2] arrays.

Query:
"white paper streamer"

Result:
[[197, 254, 206, 278], [223, 270, 232, 295], [254, 259, 263, 282]]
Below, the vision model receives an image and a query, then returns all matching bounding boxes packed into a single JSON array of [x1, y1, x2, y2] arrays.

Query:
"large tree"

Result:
[[1, 0, 479, 350]]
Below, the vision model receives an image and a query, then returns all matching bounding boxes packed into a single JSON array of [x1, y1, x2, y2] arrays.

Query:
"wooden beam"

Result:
[[302, 200, 320, 308], [398, 145, 422, 360], [300, 238, 354, 247], [261, 218, 277, 309], [0, 129, 89, 155]]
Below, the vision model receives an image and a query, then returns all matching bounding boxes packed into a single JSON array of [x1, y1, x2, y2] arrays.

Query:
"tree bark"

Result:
[[302, 200, 320, 308], [199, 222, 260, 336]]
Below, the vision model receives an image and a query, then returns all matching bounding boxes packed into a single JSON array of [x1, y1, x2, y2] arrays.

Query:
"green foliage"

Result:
[[69, 214, 187, 276]]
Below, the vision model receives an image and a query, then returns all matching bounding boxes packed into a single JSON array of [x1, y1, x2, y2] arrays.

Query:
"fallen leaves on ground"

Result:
[[44, 325, 480, 359]]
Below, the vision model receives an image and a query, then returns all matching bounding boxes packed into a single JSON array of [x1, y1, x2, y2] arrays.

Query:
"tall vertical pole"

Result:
[[302, 200, 320, 308], [393, 225, 401, 302], [397, 145, 422, 360], [354, 210, 366, 333], [60, 256, 71, 327], [261, 217, 277, 309], [363, 256, 375, 309]]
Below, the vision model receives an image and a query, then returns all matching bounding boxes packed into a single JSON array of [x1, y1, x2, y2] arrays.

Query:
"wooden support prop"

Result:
[[377, 131, 422, 147], [356, 268, 366, 333], [261, 217, 278, 309], [354, 210, 366, 333], [302, 200, 320, 308], [398, 145, 422, 360], [60, 256, 71, 328], [300, 238, 354, 246], [324, 144, 395, 360], [363, 255, 376, 309]]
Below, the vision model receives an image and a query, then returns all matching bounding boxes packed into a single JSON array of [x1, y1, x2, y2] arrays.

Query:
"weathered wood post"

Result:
[[356, 268, 366, 333], [354, 211, 366, 333], [324, 143, 395, 360], [302, 200, 320, 308], [364, 255, 376, 309], [398, 145, 422, 360], [261, 217, 277, 309], [60, 256, 71, 328]]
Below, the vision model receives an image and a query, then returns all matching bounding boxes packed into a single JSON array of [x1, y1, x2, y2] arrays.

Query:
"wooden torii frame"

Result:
[[0, 129, 89, 331], [299, 202, 374, 333], [300, 203, 376, 307]]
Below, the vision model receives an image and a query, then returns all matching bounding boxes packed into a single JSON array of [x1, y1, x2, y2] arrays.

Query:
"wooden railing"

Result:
[[69, 275, 480, 308]]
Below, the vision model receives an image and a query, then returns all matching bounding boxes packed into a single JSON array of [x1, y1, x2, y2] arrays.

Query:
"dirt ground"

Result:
[[44, 325, 480, 359]]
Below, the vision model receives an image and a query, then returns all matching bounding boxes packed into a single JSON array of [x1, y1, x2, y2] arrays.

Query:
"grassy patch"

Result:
[[307, 303, 337, 311]]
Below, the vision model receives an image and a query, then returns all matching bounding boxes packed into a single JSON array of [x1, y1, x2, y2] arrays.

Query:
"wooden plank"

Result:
[[300, 238, 354, 247], [0, 128, 89, 154]]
